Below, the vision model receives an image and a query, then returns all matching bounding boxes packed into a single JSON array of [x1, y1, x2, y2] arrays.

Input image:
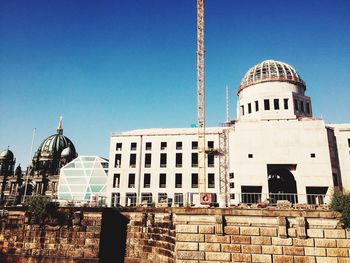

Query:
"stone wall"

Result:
[[1, 207, 350, 263]]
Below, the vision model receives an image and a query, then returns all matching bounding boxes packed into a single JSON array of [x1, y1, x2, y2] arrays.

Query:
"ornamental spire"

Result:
[[57, 116, 63, 135]]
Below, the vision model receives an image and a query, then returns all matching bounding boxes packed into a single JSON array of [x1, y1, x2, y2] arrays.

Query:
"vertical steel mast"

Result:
[[197, 0, 206, 194]]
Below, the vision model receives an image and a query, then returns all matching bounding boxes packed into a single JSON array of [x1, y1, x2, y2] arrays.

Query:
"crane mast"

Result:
[[197, 0, 206, 194]]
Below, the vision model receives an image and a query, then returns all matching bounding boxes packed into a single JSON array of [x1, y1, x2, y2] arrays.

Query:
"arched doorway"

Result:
[[268, 166, 298, 203]]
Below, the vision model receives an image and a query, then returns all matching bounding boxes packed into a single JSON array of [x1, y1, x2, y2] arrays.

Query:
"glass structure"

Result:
[[58, 156, 108, 201]]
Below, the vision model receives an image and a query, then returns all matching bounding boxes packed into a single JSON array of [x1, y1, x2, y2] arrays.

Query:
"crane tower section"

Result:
[[197, 0, 206, 194]]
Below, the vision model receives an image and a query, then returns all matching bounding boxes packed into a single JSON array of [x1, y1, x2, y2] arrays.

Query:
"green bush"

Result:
[[330, 191, 350, 228]]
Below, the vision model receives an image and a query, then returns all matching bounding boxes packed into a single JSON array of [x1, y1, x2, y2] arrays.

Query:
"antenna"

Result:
[[226, 84, 230, 123]]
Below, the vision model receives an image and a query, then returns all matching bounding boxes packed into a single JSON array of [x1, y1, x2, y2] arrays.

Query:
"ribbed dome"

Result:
[[238, 60, 306, 94], [35, 134, 77, 160], [0, 148, 14, 161]]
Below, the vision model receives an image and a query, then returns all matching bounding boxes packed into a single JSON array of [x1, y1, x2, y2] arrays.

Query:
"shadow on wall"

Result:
[[99, 208, 129, 263]]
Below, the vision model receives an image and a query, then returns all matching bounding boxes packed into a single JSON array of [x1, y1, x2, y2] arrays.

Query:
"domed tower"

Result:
[[0, 147, 16, 203], [31, 117, 77, 177], [237, 60, 312, 121]]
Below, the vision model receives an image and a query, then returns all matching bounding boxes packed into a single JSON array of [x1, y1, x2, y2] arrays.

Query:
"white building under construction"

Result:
[[105, 60, 350, 207]]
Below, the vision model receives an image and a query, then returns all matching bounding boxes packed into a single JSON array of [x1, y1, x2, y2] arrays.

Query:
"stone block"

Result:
[[241, 227, 260, 236], [205, 252, 231, 261], [338, 239, 350, 248], [251, 254, 272, 263], [304, 247, 326, 256], [221, 244, 240, 253], [177, 234, 204, 242], [224, 226, 239, 235], [205, 234, 230, 243], [324, 229, 346, 239], [242, 245, 261, 254], [283, 246, 304, 255], [307, 229, 324, 238], [251, 236, 271, 245], [272, 237, 293, 246], [260, 227, 277, 237], [288, 228, 297, 237], [293, 238, 315, 247], [198, 243, 220, 251], [273, 255, 293, 263], [199, 225, 215, 234], [232, 253, 252, 262], [176, 224, 198, 233], [176, 242, 198, 251], [315, 257, 338, 263], [176, 261, 198, 263], [339, 259, 350, 263], [326, 248, 349, 257], [314, 239, 336, 248], [231, 235, 251, 244], [262, 245, 283, 255], [294, 256, 316, 263], [177, 251, 204, 260]]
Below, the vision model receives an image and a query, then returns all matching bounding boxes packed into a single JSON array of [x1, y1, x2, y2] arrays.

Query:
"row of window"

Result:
[[113, 173, 216, 189], [111, 192, 186, 207], [240, 98, 311, 116], [114, 152, 215, 168], [116, 141, 215, 151]]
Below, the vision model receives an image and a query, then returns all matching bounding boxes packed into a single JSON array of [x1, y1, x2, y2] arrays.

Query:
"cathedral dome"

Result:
[[0, 148, 14, 162], [238, 60, 306, 94], [34, 117, 77, 161]]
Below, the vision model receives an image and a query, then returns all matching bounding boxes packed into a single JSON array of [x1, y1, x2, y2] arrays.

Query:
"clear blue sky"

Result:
[[1, 0, 349, 166]]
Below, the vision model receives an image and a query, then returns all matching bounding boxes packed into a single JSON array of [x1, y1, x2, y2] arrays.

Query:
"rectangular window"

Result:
[[192, 141, 198, 149], [111, 193, 120, 207], [145, 153, 151, 168], [159, 173, 166, 188], [125, 193, 137, 207], [306, 102, 310, 114], [274, 99, 279, 110], [113, 174, 120, 188], [161, 142, 167, 150], [255, 101, 259, 112], [208, 173, 215, 188], [174, 193, 184, 206], [158, 193, 167, 203], [300, 101, 304, 112], [191, 173, 198, 188], [294, 99, 299, 111], [241, 105, 245, 115], [264, 99, 270, 110], [129, 153, 136, 168], [230, 194, 235, 200], [115, 154, 122, 168], [208, 141, 214, 149], [130, 142, 137, 151], [128, 174, 135, 188], [145, 142, 152, 150], [176, 141, 182, 150], [175, 173, 182, 188], [230, 182, 234, 188], [116, 143, 122, 151], [176, 153, 182, 167], [248, 154, 253, 158], [248, 103, 252, 114], [310, 153, 316, 158], [191, 152, 198, 167], [207, 153, 214, 167], [229, 172, 234, 179], [284, 98, 289, 110], [348, 138, 350, 147], [141, 193, 152, 204], [160, 153, 167, 167], [144, 173, 151, 188]]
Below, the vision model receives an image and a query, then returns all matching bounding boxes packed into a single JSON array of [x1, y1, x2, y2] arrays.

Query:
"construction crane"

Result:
[[197, 0, 207, 198]]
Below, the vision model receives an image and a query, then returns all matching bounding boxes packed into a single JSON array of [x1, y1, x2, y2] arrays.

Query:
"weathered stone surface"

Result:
[[205, 234, 230, 243], [307, 229, 324, 238], [337, 239, 350, 248], [221, 244, 240, 253], [273, 255, 293, 263], [326, 248, 349, 257], [199, 225, 215, 234], [177, 251, 204, 260], [231, 235, 251, 244], [260, 227, 277, 237], [272, 237, 293, 246], [314, 239, 337, 248], [283, 246, 305, 255], [251, 236, 271, 245], [293, 238, 315, 247], [315, 257, 338, 263], [205, 252, 231, 261], [232, 253, 252, 262], [176, 241, 198, 251], [251, 254, 272, 263], [324, 229, 346, 239], [293, 256, 316, 263], [223, 226, 239, 235], [198, 243, 220, 252], [176, 224, 198, 233], [241, 244, 262, 254], [241, 227, 260, 236], [261, 245, 283, 255], [177, 233, 204, 242], [304, 247, 326, 256]]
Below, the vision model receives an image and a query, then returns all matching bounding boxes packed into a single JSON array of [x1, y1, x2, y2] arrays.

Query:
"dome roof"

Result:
[[61, 146, 73, 158], [238, 60, 306, 94], [0, 148, 14, 161]]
